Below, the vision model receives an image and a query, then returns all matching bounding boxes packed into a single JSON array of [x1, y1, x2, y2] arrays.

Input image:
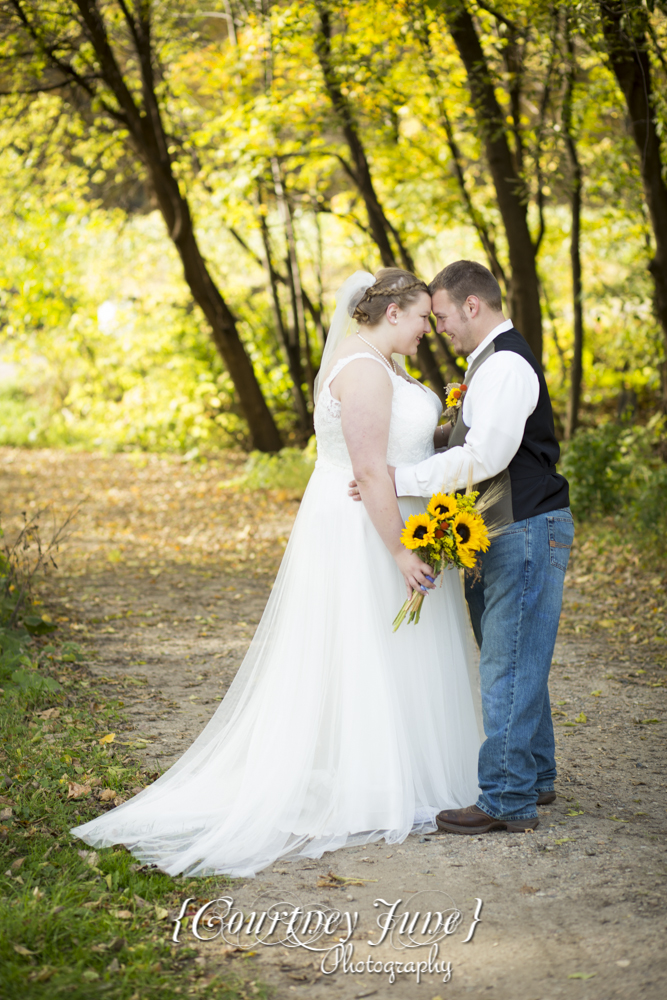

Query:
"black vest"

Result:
[[448, 327, 569, 523]]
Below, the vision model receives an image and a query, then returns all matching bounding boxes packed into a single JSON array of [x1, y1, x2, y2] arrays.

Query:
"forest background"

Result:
[[0, 0, 666, 555]]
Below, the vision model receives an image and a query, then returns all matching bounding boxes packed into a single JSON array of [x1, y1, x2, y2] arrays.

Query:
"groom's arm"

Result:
[[395, 353, 539, 498]]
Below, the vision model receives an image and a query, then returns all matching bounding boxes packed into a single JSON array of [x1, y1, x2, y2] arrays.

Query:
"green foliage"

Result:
[[0, 543, 61, 695], [562, 416, 667, 557], [230, 437, 318, 496], [561, 421, 626, 517], [0, 559, 265, 999], [0, 0, 664, 451]]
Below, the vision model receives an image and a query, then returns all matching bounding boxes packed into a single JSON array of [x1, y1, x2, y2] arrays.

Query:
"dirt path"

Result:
[[1, 447, 666, 1000]]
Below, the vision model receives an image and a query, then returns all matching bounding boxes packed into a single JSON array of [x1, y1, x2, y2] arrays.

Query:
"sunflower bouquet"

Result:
[[392, 491, 490, 630]]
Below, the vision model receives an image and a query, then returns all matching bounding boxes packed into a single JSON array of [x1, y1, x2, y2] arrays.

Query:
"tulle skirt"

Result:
[[71, 462, 482, 877]]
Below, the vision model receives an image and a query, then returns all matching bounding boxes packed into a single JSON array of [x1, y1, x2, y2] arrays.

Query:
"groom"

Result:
[[356, 260, 574, 833]]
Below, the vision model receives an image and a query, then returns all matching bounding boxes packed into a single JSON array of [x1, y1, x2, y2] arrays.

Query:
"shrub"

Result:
[[229, 437, 318, 496], [561, 416, 667, 559]]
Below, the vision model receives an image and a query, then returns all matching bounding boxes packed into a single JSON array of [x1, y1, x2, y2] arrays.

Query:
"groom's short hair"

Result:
[[429, 260, 502, 312]]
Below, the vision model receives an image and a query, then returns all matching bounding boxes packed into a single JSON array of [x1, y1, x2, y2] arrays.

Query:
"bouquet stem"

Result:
[[392, 589, 425, 631]]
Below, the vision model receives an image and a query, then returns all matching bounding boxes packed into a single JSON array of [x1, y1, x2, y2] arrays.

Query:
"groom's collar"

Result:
[[466, 318, 514, 367]]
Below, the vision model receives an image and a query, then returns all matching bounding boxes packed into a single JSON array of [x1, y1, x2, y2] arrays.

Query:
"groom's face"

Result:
[[431, 289, 477, 356]]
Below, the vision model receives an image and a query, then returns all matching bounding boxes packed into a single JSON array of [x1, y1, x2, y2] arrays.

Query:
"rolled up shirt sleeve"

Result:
[[395, 352, 539, 498]]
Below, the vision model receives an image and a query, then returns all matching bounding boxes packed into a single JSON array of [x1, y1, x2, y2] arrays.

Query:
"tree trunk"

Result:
[[597, 0, 667, 414], [314, 6, 397, 269], [271, 159, 316, 408], [442, 0, 544, 364], [168, 195, 282, 451], [256, 187, 312, 435], [563, 17, 584, 440], [314, 2, 449, 401], [417, 11, 507, 288], [69, 0, 282, 450]]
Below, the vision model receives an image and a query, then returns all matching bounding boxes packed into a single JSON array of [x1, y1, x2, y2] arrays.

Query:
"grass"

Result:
[[0, 579, 266, 999]]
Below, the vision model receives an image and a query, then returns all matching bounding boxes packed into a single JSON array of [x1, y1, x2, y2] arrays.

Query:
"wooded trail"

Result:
[[1, 447, 665, 1000]]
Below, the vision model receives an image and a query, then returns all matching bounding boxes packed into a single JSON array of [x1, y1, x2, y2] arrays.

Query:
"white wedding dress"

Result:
[[72, 353, 482, 877]]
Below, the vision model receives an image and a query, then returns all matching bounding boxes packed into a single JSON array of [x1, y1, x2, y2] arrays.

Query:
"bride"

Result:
[[72, 268, 482, 877]]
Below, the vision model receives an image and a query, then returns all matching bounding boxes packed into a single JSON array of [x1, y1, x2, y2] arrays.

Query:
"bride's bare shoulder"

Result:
[[328, 353, 392, 402]]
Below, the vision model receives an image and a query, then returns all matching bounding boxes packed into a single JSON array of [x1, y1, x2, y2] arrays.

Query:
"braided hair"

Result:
[[351, 268, 430, 326]]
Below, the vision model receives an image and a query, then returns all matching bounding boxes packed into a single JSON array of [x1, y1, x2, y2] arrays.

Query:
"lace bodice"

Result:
[[314, 353, 442, 474]]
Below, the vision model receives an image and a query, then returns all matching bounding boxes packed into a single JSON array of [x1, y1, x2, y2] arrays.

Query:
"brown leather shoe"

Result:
[[436, 804, 539, 835], [537, 790, 556, 806]]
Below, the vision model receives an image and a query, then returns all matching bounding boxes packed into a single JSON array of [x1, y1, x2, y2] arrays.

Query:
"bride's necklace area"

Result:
[[356, 333, 397, 374]]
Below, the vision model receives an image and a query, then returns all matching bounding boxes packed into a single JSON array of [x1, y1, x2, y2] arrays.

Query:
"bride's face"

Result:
[[388, 292, 432, 355]]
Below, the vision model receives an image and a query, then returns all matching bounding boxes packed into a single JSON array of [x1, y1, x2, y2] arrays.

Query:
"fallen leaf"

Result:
[[316, 870, 378, 888], [520, 884, 538, 894], [568, 973, 596, 980], [11, 857, 26, 870], [113, 910, 133, 920], [67, 782, 91, 799], [98, 788, 117, 802], [77, 849, 99, 867], [155, 906, 169, 920], [98, 733, 116, 745], [13, 944, 36, 956], [28, 967, 56, 982]]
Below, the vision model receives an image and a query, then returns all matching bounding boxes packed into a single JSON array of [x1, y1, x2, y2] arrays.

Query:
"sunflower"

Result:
[[427, 492, 457, 521], [445, 383, 468, 409], [401, 513, 435, 550], [451, 510, 490, 566]]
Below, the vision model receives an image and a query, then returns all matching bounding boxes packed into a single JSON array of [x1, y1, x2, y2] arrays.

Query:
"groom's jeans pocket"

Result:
[[547, 509, 574, 571]]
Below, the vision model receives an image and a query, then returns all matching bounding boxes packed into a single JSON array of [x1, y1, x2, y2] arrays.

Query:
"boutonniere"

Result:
[[444, 382, 468, 426]]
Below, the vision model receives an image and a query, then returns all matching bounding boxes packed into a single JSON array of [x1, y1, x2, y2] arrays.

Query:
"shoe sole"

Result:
[[537, 791, 556, 806], [435, 816, 539, 835]]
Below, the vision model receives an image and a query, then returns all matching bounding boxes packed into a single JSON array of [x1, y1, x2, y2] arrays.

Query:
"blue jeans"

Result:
[[464, 507, 574, 820]]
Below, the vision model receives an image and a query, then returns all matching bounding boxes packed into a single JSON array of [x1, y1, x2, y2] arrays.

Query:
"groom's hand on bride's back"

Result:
[[348, 465, 396, 501]]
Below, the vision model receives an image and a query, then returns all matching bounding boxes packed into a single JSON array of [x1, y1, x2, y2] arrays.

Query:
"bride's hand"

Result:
[[349, 465, 396, 502], [394, 549, 437, 600]]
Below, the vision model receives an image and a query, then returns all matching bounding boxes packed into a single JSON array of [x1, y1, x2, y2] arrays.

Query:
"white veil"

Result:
[[314, 270, 375, 400]]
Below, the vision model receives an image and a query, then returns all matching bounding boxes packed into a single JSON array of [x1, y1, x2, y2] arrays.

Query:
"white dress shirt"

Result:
[[395, 319, 540, 497]]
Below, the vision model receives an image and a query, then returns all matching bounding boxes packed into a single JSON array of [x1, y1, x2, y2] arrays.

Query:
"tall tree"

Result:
[[432, 0, 545, 363], [0, 0, 282, 450], [314, 1, 456, 397], [596, 0, 667, 412], [562, 10, 585, 438]]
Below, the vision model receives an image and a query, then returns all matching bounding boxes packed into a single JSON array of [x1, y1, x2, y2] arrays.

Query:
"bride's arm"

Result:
[[434, 422, 451, 450], [334, 359, 435, 599]]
